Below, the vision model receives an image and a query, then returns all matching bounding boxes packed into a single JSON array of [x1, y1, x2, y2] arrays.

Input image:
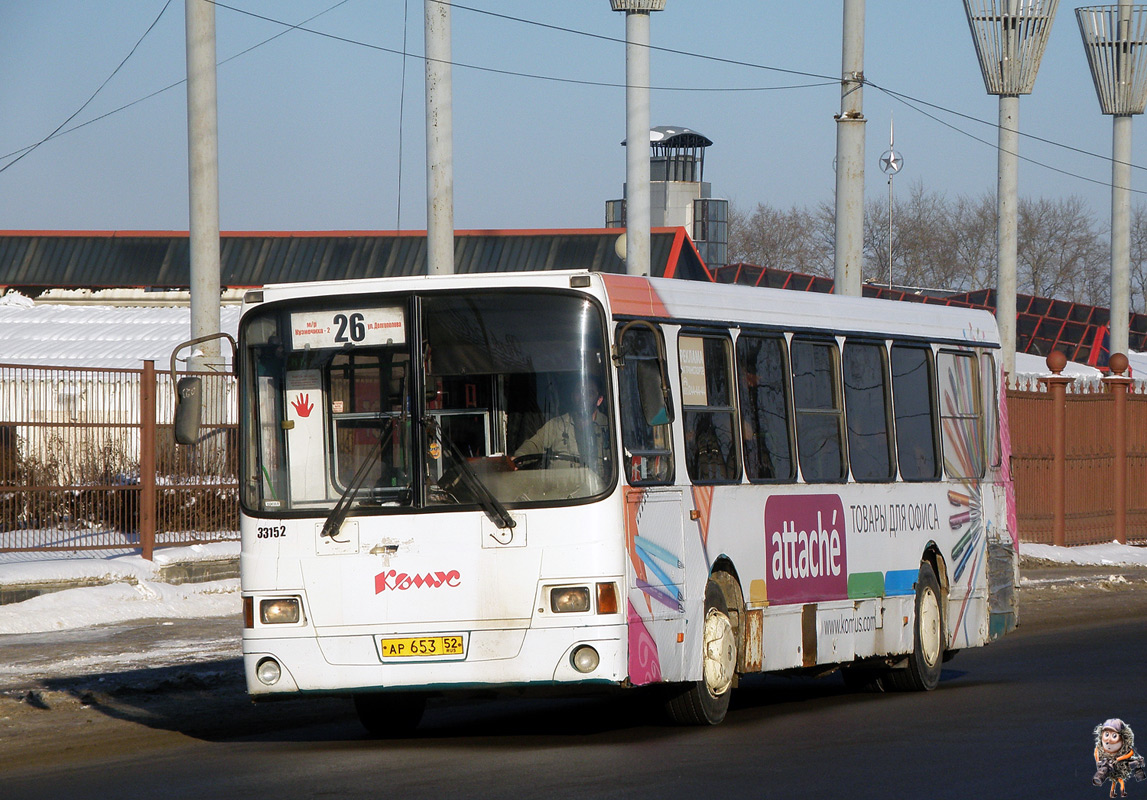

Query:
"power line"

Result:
[[869, 80, 1147, 177], [0, 0, 174, 175], [208, 0, 835, 92], [5, 0, 1143, 200], [0, 0, 353, 167], [870, 82, 1147, 197]]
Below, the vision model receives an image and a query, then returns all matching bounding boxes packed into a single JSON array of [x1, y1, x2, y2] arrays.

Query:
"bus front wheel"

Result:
[[886, 562, 944, 692], [354, 692, 427, 737], [665, 578, 737, 725]]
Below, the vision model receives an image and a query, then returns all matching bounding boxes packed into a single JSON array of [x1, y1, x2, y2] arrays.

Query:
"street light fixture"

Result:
[[964, 0, 1059, 378], [1077, 3, 1147, 360]]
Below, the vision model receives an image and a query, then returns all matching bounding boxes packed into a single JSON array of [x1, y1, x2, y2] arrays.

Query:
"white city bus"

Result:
[[189, 269, 1016, 732]]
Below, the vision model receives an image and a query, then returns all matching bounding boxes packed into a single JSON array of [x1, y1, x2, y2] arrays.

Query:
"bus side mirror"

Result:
[[169, 331, 238, 446], [636, 360, 673, 427], [174, 377, 203, 445]]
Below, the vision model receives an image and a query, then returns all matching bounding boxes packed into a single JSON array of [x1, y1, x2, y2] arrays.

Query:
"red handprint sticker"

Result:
[[291, 393, 313, 418]]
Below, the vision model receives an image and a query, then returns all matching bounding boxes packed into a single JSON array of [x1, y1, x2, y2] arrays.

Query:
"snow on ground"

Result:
[[0, 543, 240, 635], [0, 579, 240, 636]]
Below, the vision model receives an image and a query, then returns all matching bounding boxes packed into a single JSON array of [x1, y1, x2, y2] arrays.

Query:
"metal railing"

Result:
[[0, 361, 237, 559]]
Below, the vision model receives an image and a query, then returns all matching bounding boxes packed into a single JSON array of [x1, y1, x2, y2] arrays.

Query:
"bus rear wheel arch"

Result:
[[885, 560, 945, 691]]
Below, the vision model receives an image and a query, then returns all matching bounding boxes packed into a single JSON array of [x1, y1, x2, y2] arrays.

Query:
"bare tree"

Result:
[[1130, 203, 1147, 314], [1016, 196, 1106, 304], [728, 189, 1112, 307], [727, 201, 831, 276]]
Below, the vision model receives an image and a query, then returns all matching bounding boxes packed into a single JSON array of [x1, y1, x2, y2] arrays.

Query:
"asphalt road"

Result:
[[1, 564, 1145, 799]]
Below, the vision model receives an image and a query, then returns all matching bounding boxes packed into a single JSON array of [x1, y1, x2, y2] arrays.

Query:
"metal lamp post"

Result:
[[610, 0, 666, 277], [834, 0, 866, 297], [425, 0, 454, 275], [964, 0, 1059, 378], [1077, 3, 1147, 360]]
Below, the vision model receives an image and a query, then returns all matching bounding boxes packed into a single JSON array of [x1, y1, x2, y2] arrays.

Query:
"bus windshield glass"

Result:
[[240, 290, 614, 515]]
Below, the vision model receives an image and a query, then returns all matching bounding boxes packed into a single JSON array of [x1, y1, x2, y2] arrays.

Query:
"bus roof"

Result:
[[601, 273, 1001, 348], [249, 270, 1000, 349]]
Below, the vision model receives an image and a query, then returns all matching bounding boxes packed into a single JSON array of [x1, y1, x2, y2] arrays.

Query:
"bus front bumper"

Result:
[[242, 624, 628, 696]]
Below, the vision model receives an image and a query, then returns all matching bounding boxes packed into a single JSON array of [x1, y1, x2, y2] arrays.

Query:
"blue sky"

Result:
[[0, 1, 1137, 232]]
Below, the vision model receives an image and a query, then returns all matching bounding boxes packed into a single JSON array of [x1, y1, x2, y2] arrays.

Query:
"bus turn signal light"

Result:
[[596, 582, 618, 615]]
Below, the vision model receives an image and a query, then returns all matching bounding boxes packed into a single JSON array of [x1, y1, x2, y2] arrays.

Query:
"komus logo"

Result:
[[375, 569, 461, 594], [763, 494, 848, 604]]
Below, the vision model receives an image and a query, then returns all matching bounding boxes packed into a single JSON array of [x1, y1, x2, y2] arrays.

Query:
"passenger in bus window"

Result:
[[686, 413, 736, 482], [513, 377, 609, 475]]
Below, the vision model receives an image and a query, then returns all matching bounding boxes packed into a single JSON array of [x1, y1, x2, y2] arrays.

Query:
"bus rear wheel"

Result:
[[665, 578, 737, 725], [353, 692, 427, 737], [886, 562, 944, 692]]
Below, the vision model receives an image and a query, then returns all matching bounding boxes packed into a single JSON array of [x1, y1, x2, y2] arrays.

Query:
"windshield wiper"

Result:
[[426, 417, 516, 530], [320, 418, 397, 540]]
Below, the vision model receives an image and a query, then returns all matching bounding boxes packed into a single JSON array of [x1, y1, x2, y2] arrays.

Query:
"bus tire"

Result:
[[665, 578, 736, 725], [353, 692, 427, 737], [886, 562, 944, 692]]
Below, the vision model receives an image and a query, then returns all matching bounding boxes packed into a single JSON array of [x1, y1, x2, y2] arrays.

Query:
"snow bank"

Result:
[[0, 579, 240, 635], [1021, 540, 1147, 567]]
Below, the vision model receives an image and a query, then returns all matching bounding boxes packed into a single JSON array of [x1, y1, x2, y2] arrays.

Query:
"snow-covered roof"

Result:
[[0, 292, 240, 369]]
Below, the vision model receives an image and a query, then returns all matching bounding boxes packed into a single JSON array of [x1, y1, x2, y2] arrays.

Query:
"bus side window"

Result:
[[735, 333, 794, 482], [791, 337, 846, 483], [890, 344, 939, 481], [938, 350, 985, 479], [842, 340, 894, 482], [679, 334, 740, 484], [981, 352, 1002, 469], [617, 323, 675, 485]]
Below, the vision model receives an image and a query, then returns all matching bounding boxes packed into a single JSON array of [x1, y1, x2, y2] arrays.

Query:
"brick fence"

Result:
[[1008, 370, 1147, 546]]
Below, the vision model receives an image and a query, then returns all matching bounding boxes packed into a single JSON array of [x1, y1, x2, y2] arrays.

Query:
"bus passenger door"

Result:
[[615, 321, 687, 684]]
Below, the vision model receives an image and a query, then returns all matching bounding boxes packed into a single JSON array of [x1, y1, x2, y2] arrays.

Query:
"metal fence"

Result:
[[1008, 375, 1147, 546], [0, 361, 237, 558]]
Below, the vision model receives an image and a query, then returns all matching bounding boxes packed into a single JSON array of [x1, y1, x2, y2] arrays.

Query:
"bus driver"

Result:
[[513, 376, 610, 478]]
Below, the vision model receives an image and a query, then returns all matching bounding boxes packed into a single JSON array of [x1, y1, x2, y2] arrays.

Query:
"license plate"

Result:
[[377, 634, 467, 661]]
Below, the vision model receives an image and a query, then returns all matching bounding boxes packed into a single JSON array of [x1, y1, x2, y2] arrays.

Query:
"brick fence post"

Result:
[[1105, 352, 1131, 545], [1041, 351, 1071, 547]]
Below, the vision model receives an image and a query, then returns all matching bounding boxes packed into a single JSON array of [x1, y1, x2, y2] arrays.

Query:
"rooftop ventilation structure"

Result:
[[607, 127, 727, 271]]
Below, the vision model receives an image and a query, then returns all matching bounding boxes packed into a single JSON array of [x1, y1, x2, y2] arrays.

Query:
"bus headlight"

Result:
[[570, 645, 600, 673], [256, 657, 282, 686], [550, 586, 591, 613], [260, 598, 302, 624]]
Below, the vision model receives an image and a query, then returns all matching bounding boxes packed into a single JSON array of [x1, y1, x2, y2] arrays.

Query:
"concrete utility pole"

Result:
[[964, 0, 1059, 378], [611, 0, 665, 277], [833, 0, 866, 297], [185, 0, 222, 369], [1078, 2, 1147, 359], [425, 0, 454, 275]]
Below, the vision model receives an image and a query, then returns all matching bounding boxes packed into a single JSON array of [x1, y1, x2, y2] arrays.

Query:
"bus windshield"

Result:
[[240, 290, 615, 515]]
